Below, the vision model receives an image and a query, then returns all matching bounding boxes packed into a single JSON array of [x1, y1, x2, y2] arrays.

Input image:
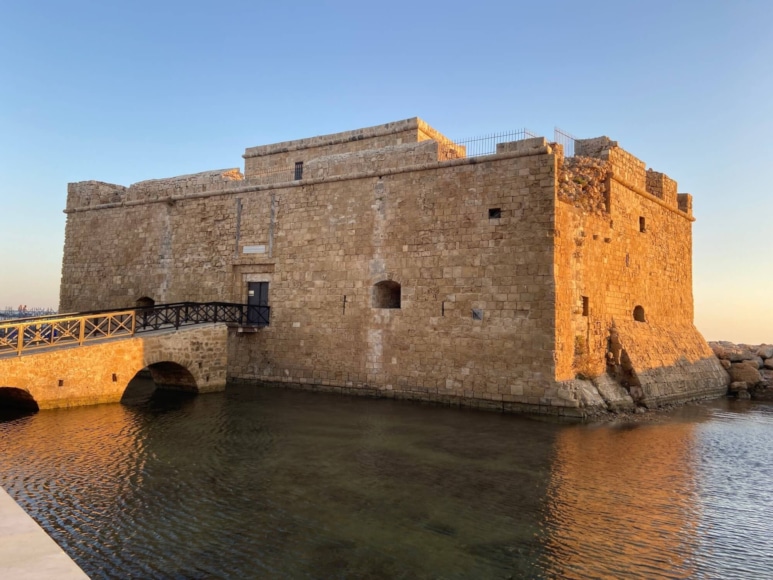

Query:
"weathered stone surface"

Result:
[[56, 118, 724, 416], [757, 345, 773, 359], [737, 389, 752, 399], [728, 361, 762, 386], [720, 359, 732, 370], [729, 381, 749, 392], [592, 373, 635, 411], [765, 358, 773, 370]]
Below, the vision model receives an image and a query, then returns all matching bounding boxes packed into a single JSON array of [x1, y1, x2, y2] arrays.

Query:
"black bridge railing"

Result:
[[0, 302, 269, 357], [136, 302, 270, 331]]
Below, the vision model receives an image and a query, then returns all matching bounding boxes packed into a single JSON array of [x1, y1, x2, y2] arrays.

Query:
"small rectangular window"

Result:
[[294, 161, 304, 180], [639, 216, 646, 232], [582, 296, 589, 316], [472, 308, 484, 320], [488, 208, 502, 219]]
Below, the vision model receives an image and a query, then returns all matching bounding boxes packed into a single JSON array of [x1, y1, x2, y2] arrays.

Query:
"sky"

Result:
[[0, 0, 771, 343]]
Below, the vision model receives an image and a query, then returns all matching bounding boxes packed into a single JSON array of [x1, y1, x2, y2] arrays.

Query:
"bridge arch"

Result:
[[0, 387, 39, 412], [146, 361, 199, 393]]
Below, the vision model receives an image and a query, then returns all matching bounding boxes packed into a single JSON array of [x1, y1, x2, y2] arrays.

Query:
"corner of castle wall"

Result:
[[66, 181, 127, 211]]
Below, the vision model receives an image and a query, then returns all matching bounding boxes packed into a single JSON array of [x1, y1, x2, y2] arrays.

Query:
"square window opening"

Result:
[[488, 208, 502, 219]]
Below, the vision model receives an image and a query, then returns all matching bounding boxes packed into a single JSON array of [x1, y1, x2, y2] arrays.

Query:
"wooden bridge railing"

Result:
[[0, 302, 270, 357]]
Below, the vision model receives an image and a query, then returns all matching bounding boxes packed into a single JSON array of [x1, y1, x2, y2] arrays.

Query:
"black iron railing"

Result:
[[135, 302, 270, 331]]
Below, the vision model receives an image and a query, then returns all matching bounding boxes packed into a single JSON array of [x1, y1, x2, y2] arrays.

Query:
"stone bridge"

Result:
[[0, 302, 269, 411], [0, 323, 229, 410]]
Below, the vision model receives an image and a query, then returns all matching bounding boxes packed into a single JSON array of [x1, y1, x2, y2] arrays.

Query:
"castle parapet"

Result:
[[497, 136, 548, 155], [646, 169, 678, 206], [66, 169, 243, 211], [66, 181, 127, 211], [573, 136, 689, 217], [124, 169, 243, 203]]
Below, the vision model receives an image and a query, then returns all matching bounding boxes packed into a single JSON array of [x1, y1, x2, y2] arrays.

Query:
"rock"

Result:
[[728, 361, 762, 385], [709, 342, 726, 358], [720, 359, 732, 370], [729, 381, 749, 392], [758, 345, 773, 359], [737, 389, 752, 400], [711, 342, 755, 362], [754, 356, 765, 369], [765, 359, 773, 370]]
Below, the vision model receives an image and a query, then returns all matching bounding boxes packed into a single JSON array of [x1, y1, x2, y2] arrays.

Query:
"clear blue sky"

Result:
[[1, 1, 771, 342]]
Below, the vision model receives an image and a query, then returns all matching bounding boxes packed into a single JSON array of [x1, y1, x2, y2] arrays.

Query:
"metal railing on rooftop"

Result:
[[246, 127, 577, 184], [554, 127, 577, 157], [449, 128, 539, 158]]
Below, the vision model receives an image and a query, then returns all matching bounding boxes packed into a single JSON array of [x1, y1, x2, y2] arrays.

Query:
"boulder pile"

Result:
[[709, 342, 773, 399]]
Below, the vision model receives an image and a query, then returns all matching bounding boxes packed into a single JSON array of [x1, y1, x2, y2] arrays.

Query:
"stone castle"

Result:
[[60, 118, 729, 417]]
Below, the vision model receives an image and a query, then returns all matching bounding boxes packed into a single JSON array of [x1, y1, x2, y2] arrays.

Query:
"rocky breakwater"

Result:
[[709, 342, 773, 399]]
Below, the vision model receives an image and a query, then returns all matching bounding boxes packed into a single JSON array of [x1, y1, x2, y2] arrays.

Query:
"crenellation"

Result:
[[646, 169, 678, 206], [677, 193, 693, 215]]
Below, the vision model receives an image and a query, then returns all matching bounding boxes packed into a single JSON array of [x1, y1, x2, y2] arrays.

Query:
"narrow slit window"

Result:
[[489, 208, 502, 219], [582, 296, 589, 316], [639, 216, 646, 233], [294, 161, 304, 180]]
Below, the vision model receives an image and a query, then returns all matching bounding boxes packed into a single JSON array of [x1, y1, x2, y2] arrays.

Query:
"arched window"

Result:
[[633, 305, 646, 322], [372, 281, 401, 309], [136, 297, 155, 309]]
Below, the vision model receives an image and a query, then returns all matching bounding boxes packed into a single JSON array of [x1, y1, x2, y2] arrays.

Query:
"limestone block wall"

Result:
[[61, 193, 242, 309], [609, 320, 728, 407], [66, 169, 244, 211], [0, 324, 228, 410], [553, 140, 727, 405], [242, 117, 464, 177], [303, 141, 441, 181], [227, 152, 561, 409], [60, 141, 564, 411]]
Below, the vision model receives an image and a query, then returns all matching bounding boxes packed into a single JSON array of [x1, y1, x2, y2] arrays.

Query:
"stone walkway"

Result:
[[0, 487, 88, 579]]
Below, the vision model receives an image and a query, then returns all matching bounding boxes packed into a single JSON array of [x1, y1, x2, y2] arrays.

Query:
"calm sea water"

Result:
[[1, 380, 772, 579]]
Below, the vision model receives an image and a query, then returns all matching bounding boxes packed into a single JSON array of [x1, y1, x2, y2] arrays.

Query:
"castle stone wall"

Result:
[[59, 119, 726, 416], [553, 142, 727, 405]]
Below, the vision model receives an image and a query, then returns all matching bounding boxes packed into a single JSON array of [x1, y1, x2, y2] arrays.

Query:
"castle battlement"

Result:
[[66, 169, 244, 210]]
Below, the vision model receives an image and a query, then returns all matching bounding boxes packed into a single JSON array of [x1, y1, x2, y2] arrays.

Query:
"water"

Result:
[[1, 381, 773, 579]]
